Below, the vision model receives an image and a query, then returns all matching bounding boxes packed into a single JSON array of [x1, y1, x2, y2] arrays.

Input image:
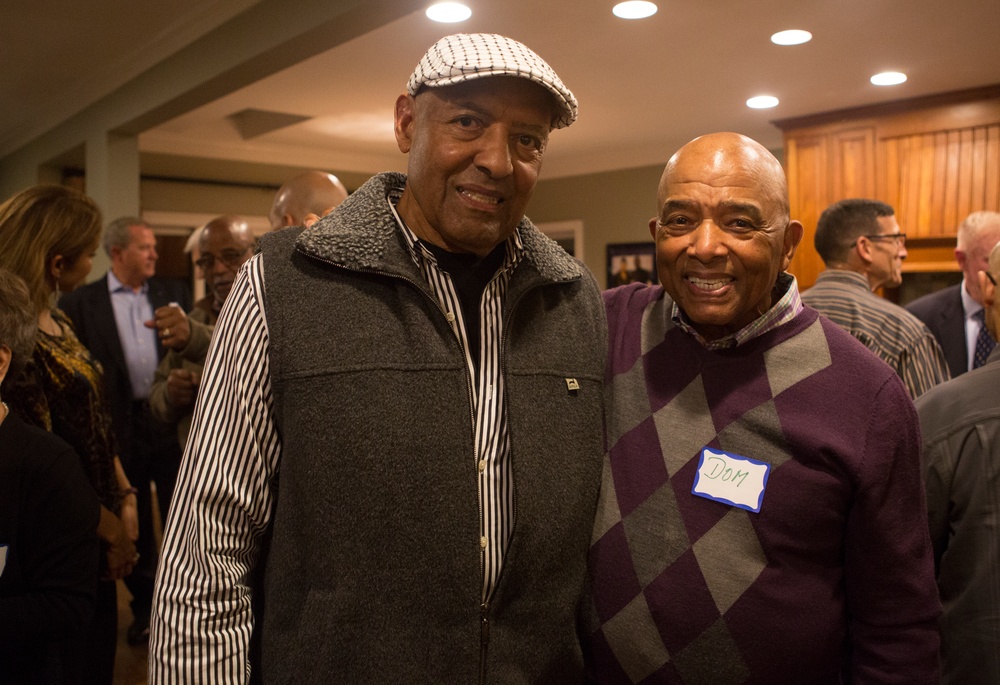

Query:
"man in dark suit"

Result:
[[907, 211, 1000, 377], [60, 216, 190, 645]]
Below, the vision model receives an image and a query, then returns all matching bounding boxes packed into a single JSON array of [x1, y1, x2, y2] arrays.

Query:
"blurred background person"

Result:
[[0, 185, 139, 685], [803, 198, 950, 399], [907, 211, 1000, 377], [268, 170, 348, 230], [59, 216, 189, 646], [149, 215, 256, 448], [0, 267, 102, 685], [916, 241, 1000, 685]]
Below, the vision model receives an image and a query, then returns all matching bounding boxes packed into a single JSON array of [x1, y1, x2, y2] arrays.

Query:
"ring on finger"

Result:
[[163, 327, 171, 337]]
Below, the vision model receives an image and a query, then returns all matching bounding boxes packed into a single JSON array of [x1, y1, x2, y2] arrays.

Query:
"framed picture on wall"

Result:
[[607, 242, 657, 288]]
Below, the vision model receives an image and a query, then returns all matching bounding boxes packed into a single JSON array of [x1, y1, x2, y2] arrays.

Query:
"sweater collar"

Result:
[[671, 272, 803, 350], [295, 172, 583, 284]]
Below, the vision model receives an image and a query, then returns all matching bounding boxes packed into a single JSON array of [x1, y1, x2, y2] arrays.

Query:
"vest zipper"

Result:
[[301, 249, 581, 682], [480, 600, 490, 685], [477, 277, 577, 683]]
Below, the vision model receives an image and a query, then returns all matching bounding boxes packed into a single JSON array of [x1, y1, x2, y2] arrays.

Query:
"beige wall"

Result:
[[136, 162, 668, 290], [530, 164, 665, 289], [142, 179, 276, 217]]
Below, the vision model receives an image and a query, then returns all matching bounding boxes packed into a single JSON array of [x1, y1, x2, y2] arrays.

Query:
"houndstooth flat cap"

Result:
[[406, 33, 578, 129]]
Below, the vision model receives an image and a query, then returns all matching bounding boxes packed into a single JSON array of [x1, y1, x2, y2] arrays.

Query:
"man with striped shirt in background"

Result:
[[802, 198, 950, 398], [149, 33, 606, 683]]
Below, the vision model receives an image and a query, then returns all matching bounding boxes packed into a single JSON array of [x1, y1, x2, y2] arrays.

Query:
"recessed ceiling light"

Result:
[[770, 29, 812, 46], [613, 1, 658, 19], [425, 2, 472, 23], [871, 71, 907, 86], [747, 95, 779, 109]]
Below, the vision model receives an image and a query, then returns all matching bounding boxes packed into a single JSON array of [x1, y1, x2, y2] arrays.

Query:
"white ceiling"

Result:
[[4, 0, 1000, 183]]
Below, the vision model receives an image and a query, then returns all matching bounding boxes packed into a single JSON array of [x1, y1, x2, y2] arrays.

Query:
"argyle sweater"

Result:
[[587, 284, 940, 685]]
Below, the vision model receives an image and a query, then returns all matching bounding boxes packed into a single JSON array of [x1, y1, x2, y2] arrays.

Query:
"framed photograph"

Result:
[[607, 242, 657, 288]]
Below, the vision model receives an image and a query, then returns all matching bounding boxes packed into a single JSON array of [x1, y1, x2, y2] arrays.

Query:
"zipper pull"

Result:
[[481, 602, 490, 644]]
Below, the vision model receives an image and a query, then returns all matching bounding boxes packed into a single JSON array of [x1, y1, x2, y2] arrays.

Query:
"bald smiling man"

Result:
[[588, 132, 940, 684], [268, 170, 349, 231]]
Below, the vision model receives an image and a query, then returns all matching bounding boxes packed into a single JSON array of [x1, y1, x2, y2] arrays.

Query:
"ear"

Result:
[[648, 217, 659, 240], [394, 93, 416, 154], [955, 248, 967, 270], [979, 269, 996, 308], [48, 254, 65, 282], [302, 212, 321, 228], [0, 344, 11, 387], [855, 235, 875, 266], [780, 220, 804, 270]]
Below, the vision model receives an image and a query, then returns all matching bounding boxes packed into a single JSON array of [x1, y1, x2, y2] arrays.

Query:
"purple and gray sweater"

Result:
[[587, 283, 940, 685]]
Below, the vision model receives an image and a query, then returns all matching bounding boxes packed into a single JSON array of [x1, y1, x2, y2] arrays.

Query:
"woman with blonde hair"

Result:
[[0, 267, 101, 684], [0, 185, 138, 684]]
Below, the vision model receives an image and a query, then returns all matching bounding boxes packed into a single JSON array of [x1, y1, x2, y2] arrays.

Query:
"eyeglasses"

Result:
[[987, 271, 997, 286], [868, 232, 907, 245], [194, 248, 250, 271], [851, 232, 907, 247]]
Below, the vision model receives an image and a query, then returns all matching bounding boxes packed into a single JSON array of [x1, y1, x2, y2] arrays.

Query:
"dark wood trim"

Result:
[[905, 236, 957, 249]]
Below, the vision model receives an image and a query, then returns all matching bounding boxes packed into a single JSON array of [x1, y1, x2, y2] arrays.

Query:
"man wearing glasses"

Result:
[[149, 215, 256, 449], [802, 198, 950, 399]]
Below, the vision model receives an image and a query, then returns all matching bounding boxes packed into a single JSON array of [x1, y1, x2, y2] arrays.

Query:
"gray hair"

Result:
[[957, 211, 1000, 251], [103, 216, 147, 256], [0, 268, 38, 390]]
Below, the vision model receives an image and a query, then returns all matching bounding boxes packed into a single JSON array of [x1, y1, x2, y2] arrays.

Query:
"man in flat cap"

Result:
[[587, 132, 939, 683], [150, 33, 605, 682]]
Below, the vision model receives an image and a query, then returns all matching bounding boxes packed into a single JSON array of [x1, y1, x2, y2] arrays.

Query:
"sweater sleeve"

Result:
[[843, 375, 941, 683], [148, 351, 185, 425], [179, 316, 215, 364]]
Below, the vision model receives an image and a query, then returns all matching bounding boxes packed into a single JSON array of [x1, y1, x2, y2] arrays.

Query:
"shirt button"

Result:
[[480, 536, 488, 549], [445, 311, 456, 323], [478, 459, 486, 472]]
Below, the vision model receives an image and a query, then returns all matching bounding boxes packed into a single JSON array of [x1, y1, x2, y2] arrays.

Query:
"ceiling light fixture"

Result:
[[770, 29, 812, 46], [425, 2, 472, 23], [747, 95, 779, 109], [612, 1, 658, 19], [870, 71, 907, 86]]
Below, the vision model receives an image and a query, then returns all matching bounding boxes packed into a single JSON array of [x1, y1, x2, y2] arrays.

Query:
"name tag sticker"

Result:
[[692, 448, 770, 513]]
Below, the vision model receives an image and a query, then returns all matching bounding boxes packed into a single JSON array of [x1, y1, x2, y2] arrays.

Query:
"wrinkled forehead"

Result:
[[660, 148, 788, 215], [415, 75, 558, 125], [200, 226, 252, 252], [126, 224, 155, 244]]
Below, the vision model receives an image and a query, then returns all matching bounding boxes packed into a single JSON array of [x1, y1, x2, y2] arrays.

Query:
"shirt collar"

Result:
[[816, 268, 872, 290], [107, 269, 147, 295], [386, 186, 524, 274], [960, 278, 983, 319], [671, 271, 802, 350]]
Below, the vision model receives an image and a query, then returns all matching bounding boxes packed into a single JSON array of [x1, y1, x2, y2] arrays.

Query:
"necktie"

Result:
[[973, 309, 996, 369]]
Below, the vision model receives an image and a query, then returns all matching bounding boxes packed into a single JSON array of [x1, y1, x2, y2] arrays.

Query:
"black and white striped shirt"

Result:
[[149, 194, 519, 681], [387, 194, 520, 598]]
